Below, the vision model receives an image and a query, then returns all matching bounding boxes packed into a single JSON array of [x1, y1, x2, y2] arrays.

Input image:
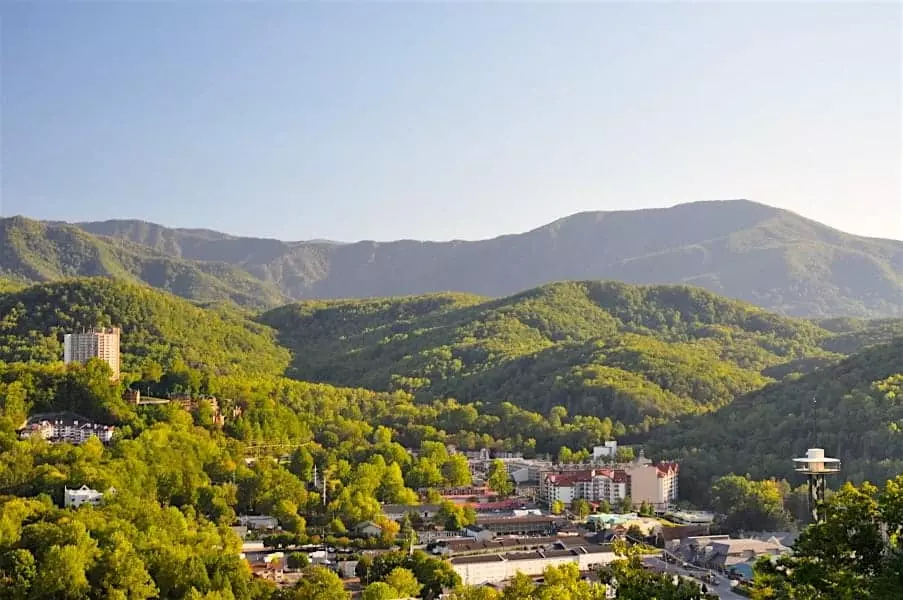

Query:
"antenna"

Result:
[[812, 390, 818, 448]]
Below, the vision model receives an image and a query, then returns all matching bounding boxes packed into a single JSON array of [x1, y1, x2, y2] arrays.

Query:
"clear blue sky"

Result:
[[2, 2, 901, 241]]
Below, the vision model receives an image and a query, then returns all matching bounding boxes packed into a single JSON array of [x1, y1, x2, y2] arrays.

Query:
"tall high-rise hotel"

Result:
[[63, 327, 121, 381]]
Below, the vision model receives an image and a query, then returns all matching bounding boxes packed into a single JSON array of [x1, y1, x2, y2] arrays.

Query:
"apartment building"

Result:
[[64, 327, 121, 380], [20, 418, 115, 444]]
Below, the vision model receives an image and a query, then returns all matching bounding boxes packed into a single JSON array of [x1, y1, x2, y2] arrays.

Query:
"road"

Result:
[[642, 556, 746, 600]]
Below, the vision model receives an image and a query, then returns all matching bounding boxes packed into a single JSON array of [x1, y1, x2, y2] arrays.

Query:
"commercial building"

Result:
[[669, 535, 790, 574], [64, 485, 104, 508], [470, 514, 560, 536], [64, 327, 121, 380], [450, 544, 616, 585]]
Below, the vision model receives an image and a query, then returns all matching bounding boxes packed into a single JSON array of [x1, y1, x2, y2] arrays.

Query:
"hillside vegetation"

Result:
[[259, 280, 879, 430], [0, 278, 290, 378], [74, 199, 903, 317], [3, 276, 902, 498], [647, 337, 903, 502], [0, 216, 285, 308]]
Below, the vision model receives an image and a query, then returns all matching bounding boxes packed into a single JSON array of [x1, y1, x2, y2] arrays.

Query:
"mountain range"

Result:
[[3, 199, 902, 317]]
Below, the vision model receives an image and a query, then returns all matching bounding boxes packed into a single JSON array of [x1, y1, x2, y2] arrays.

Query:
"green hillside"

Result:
[[0, 278, 290, 378], [259, 280, 867, 430], [0, 216, 285, 308], [646, 337, 903, 502]]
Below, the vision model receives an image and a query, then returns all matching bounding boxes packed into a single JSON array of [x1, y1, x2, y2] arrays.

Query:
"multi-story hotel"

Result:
[[540, 469, 629, 506], [540, 453, 679, 510], [64, 327, 121, 380]]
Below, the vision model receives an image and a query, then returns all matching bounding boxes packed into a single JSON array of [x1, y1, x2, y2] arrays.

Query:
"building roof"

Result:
[[476, 515, 557, 526], [710, 539, 787, 555], [656, 462, 680, 477], [381, 504, 440, 515], [450, 554, 504, 565], [545, 469, 629, 485], [448, 545, 614, 567], [439, 535, 597, 555]]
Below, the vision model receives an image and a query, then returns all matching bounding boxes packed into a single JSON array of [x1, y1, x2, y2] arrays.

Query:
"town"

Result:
[[21, 324, 818, 599]]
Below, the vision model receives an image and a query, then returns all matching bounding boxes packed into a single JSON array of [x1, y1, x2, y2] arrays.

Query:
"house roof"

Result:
[[710, 539, 787, 554]]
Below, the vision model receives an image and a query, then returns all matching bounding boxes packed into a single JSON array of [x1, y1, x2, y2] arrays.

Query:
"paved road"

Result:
[[642, 556, 746, 600]]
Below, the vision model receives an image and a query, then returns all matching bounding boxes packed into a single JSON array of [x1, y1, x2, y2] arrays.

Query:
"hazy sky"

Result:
[[2, 2, 901, 242]]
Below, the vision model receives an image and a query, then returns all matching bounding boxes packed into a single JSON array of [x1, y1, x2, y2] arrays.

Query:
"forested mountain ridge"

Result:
[[66, 200, 903, 317], [647, 337, 903, 503], [0, 216, 286, 308], [259, 280, 899, 431]]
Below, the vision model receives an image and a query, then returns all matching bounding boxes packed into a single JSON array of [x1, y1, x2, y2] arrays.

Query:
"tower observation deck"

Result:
[[793, 448, 840, 523]]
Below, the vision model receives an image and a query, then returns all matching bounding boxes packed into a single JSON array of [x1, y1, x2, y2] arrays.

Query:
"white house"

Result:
[[64, 485, 104, 508], [355, 521, 384, 537]]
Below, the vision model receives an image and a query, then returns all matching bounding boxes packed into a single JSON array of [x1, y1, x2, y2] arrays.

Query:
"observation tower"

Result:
[[793, 448, 840, 523]]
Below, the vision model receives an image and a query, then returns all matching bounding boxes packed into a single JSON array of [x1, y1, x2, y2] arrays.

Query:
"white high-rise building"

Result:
[[63, 327, 121, 380]]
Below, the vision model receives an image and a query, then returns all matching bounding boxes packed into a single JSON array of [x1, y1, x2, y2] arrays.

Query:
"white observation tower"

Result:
[[793, 448, 840, 523]]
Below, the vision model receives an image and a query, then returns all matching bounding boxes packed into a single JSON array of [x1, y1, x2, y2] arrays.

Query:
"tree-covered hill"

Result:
[[0, 278, 290, 378], [646, 336, 903, 502], [74, 199, 903, 317], [259, 280, 875, 430], [0, 216, 286, 308]]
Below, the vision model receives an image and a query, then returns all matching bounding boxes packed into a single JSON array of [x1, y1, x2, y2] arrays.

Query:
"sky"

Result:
[[1, 1, 901, 242]]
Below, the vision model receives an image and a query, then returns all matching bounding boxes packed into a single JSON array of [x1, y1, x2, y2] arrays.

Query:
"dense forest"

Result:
[[260, 280, 899, 432], [647, 337, 903, 502]]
